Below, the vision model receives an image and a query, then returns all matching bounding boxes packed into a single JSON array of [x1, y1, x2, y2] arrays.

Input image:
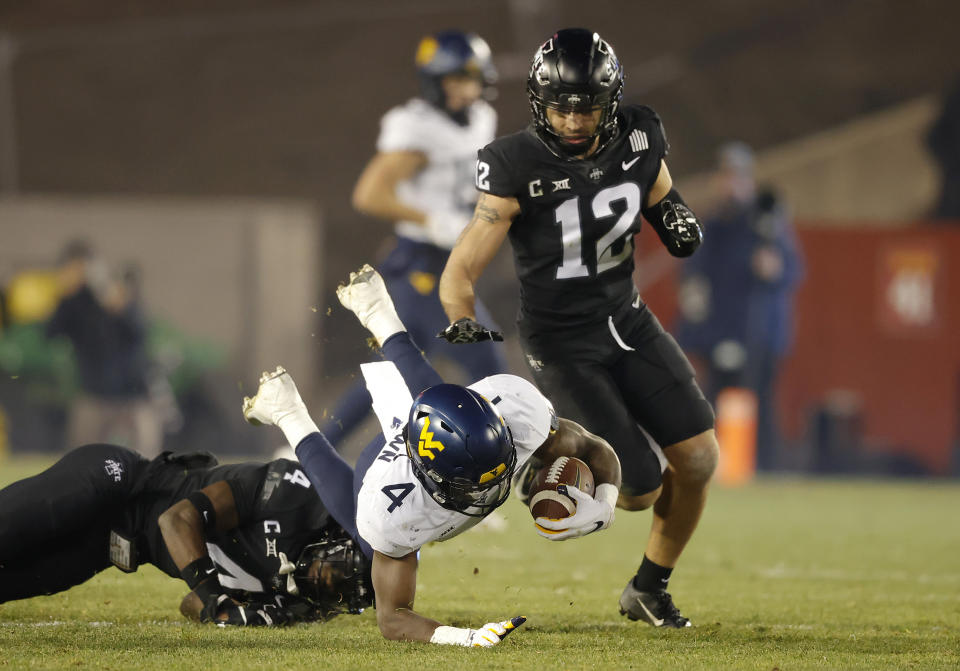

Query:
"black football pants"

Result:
[[519, 304, 715, 498], [0, 444, 147, 602]]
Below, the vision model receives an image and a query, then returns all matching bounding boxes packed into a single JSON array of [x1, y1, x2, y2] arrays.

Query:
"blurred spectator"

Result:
[[676, 143, 804, 471], [927, 75, 960, 219], [45, 240, 164, 457]]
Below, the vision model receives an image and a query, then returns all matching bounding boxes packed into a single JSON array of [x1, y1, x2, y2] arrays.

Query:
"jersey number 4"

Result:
[[382, 483, 415, 513], [555, 182, 642, 279]]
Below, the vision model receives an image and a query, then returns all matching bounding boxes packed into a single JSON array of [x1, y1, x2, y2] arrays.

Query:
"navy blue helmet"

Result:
[[415, 30, 497, 112], [526, 28, 624, 158], [405, 384, 516, 517]]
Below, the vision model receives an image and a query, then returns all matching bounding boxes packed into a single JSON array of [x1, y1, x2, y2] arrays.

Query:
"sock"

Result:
[[363, 304, 404, 347], [275, 406, 320, 449], [381, 332, 444, 395], [294, 433, 372, 559], [632, 555, 673, 592]]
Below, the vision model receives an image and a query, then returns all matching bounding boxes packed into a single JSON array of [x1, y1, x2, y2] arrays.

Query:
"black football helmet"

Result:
[[526, 28, 624, 158], [289, 531, 372, 617], [415, 30, 497, 121], [405, 383, 516, 517]]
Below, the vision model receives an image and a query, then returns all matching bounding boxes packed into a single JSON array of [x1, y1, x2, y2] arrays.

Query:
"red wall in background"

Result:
[[636, 224, 960, 474]]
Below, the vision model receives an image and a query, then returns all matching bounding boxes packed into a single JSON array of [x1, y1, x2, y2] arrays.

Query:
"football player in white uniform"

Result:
[[244, 265, 621, 646], [321, 31, 506, 450]]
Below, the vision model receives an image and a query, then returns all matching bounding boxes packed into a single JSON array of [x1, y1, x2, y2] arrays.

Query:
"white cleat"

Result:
[[336, 264, 405, 345], [242, 365, 307, 427]]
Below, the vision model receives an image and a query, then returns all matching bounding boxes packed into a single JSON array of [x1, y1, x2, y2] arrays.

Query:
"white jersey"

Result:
[[356, 364, 555, 558], [376, 97, 496, 249]]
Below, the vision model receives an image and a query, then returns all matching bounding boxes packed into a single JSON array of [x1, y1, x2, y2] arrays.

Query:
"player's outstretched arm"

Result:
[[438, 192, 518, 329], [158, 481, 239, 622], [531, 418, 623, 540], [162, 480, 300, 627], [535, 418, 622, 492], [372, 551, 525, 646]]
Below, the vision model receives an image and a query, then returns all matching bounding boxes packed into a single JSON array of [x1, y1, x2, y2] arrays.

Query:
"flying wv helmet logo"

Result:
[[479, 462, 506, 484], [418, 417, 446, 460]]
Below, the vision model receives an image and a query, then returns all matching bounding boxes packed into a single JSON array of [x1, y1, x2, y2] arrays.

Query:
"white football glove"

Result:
[[429, 616, 526, 647], [424, 210, 470, 250], [535, 483, 618, 541]]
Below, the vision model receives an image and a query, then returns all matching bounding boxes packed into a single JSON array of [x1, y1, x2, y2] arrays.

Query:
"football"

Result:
[[528, 456, 595, 522]]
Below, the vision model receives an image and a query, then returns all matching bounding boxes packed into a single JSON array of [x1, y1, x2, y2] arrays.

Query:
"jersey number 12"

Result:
[[555, 182, 642, 279]]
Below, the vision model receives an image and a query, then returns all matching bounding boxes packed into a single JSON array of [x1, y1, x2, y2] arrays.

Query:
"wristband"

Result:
[[596, 483, 619, 508], [429, 625, 473, 646], [180, 555, 217, 590]]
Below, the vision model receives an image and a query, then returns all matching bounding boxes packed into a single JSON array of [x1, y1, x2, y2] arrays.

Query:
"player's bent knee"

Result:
[[618, 485, 662, 511], [666, 430, 720, 485]]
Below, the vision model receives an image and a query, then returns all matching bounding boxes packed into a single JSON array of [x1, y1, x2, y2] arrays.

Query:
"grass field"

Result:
[[1, 454, 958, 670]]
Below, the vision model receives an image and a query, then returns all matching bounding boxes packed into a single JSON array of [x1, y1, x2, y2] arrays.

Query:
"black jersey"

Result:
[[477, 105, 668, 329], [117, 456, 331, 597]]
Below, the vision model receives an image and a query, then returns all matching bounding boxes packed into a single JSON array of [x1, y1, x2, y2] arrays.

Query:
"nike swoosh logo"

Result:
[[637, 599, 664, 627], [622, 156, 640, 170], [592, 521, 604, 533]]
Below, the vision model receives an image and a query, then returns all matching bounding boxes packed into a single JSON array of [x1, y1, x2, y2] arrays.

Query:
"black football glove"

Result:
[[660, 200, 703, 254], [437, 317, 503, 344], [662, 200, 701, 242], [211, 595, 295, 627]]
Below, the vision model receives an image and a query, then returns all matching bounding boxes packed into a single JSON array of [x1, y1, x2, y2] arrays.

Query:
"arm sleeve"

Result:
[[476, 142, 524, 198], [634, 106, 670, 194]]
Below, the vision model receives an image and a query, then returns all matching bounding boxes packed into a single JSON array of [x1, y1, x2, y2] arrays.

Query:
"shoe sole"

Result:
[[242, 396, 265, 426], [243, 366, 288, 426], [337, 266, 385, 312], [618, 605, 689, 628], [618, 607, 649, 624]]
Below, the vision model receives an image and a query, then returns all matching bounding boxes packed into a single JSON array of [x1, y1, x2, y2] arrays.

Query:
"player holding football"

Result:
[[438, 28, 719, 627], [0, 448, 372, 625], [244, 264, 621, 646], [321, 30, 506, 449]]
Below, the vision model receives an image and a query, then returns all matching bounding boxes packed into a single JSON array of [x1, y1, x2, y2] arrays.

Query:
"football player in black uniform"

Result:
[[0, 445, 372, 625], [438, 28, 719, 628]]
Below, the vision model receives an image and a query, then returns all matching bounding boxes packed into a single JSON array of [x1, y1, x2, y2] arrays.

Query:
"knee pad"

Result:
[[618, 485, 662, 511], [620, 447, 664, 500]]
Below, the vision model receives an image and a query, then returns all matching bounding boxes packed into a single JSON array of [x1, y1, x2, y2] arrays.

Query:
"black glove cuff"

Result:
[[641, 188, 703, 258], [180, 556, 217, 590], [199, 593, 229, 623]]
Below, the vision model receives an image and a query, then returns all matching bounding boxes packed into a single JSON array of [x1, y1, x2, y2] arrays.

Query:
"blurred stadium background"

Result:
[[0, 0, 958, 476]]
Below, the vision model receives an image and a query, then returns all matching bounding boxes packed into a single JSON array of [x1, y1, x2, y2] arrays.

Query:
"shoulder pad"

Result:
[[622, 105, 669, 154]]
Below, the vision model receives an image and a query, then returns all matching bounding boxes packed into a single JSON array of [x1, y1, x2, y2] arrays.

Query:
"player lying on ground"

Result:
[[0, 446, 372, 625], [243, 264, 622, 646]]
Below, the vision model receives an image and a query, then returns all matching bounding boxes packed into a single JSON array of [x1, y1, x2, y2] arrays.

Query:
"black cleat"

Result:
[[619, 581, 691, 628]]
